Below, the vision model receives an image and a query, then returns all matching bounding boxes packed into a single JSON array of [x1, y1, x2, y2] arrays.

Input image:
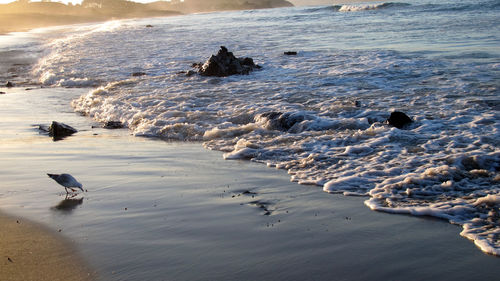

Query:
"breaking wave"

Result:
[[333, 2, 411, 12]]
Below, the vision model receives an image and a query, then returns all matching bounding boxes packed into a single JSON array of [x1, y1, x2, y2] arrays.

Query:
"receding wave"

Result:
[[333, 2, 411, 12]]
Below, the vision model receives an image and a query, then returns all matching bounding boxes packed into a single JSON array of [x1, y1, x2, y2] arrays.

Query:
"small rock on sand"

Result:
[[103, 121, 124, 129], [40, 121, 77, 140]]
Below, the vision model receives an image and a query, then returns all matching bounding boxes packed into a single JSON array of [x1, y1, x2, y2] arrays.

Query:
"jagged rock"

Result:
[[44, 121, 77, 140], [284, 51, 297, 55], [5, 81, 14, 87], [387, 111, 413, 129], [194, 46, 261, 77], [103, 121, 124, 129]]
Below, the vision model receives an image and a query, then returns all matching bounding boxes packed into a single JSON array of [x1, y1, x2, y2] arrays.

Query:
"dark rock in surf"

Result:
[[131, 72, 146, 77], [185, 70, 196, 77], [284, 51, 297, 55], [0, 91, 5, 95], [176, 70, 195, 77], [387, 111, 413, 129], [257, 111, 307, 132], [46, 121, 77, 140], [146, 25, 153, 28], [103, 121, 124, 129], [5, 81, 14, 87], [194, 46, 261, 77]]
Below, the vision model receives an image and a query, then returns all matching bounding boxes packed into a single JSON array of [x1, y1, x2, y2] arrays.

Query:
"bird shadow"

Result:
[[51, 195, 84, 213]]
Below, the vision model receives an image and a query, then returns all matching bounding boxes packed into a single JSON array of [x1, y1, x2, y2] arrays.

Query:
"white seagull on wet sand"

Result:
[[47, 173, 84, 193]]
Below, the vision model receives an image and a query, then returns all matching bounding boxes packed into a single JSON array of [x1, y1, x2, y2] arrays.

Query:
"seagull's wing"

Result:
[[60, 174, 83, 189]]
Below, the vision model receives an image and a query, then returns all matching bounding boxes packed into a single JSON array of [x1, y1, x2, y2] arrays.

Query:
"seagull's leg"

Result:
[[65, 187, 69, 194]]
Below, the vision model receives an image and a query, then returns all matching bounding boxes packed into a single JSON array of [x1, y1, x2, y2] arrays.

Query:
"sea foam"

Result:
[[335, 2, 410, 12]]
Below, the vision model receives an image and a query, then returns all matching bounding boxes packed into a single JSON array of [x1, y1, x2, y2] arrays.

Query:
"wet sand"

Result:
[[0, 212, 95, 281], [0, 86, 498, 280]]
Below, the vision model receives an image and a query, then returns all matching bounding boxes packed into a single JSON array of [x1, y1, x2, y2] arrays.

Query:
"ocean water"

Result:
[[1, 0, 499, 256]]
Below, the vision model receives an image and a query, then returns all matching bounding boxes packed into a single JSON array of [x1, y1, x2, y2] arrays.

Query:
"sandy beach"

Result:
[[0, 212, 95, 281], [0, 85, 498, 280]]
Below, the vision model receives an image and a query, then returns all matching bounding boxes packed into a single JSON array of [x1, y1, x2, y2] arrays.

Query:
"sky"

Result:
[[0, 0, 376, 6]]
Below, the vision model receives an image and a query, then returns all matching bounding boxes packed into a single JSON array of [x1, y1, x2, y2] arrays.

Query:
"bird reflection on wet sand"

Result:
[[52, 196, 84, 212]]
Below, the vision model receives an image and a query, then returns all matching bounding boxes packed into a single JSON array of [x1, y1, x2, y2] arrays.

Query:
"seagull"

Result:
[[47, 173, 84, 193]]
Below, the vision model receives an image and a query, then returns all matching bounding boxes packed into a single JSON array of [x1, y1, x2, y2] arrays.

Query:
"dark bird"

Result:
[[47, 173, 83, 193]]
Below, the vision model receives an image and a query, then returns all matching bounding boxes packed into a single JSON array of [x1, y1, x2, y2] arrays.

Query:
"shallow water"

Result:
[[0, 0, 499, 256], [0, 87, 499, 280]]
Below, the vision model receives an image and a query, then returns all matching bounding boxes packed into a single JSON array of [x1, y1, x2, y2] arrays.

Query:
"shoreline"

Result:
[[0, 12, 182, 35], [0, 86, 498, 280], [0, 13, 105, 35], [0, 0, 294, 35], [0, 211, 95, 281], [1, 2, 499, 273]]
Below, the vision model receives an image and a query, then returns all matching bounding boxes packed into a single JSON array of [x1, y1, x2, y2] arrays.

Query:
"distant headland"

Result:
[[0, 0, 294, 34]]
